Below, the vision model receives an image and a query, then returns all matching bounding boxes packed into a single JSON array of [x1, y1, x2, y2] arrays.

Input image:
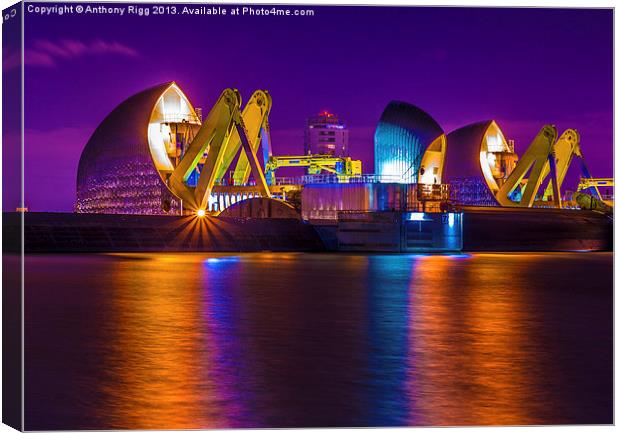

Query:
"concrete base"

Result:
[[310, 208, 612, 252], [461, 207, 612, 251], [336, 212, 463, 252], [4, 212, 324, 253], [3, 207, 612, 254]]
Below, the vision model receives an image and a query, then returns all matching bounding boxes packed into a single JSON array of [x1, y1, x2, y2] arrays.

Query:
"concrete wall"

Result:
[[337, 212, 463, 252], [337, 212, 402, 252], [461, 207, 612, 251], [314, 208, 612, 252], [4, 212, 324, 253], [4, 207, 611, 254], [218, 197, 300, 219]]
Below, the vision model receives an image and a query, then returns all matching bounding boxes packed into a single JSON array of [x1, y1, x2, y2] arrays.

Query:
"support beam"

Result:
[[548, 152, 562, 208], [495, 125, 557, 207], [232, 91, 272, 185], [168, 88, 240, 210], [165, 88, 273, 212], [234, 114, 271, 198]]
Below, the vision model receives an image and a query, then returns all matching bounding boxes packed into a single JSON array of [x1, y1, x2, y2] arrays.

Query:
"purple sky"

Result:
[[9, 4, 614, 212]]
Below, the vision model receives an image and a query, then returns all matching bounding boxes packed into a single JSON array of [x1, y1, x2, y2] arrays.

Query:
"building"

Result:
[[304, 111, 349, 156], [76, 82, 202, 214], [374, 101, 446, 184]]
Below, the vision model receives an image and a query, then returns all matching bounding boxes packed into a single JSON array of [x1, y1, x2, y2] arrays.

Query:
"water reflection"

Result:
[[24, 252, 612, 429], [407, 254, 538, 425], [101, 254, 223, 429], [199, 253, 373, 427], [362, 255, 412, 426]]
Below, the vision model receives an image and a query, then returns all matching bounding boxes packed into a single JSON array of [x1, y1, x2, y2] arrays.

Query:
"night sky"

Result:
[[6, 4, 614, 212]]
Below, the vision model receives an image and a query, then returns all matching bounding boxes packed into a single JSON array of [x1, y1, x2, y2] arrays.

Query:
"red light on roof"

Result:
[[319, 110, 334, 117]]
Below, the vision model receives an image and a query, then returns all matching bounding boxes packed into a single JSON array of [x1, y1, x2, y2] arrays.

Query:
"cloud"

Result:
[[17, 38, 139, 69]]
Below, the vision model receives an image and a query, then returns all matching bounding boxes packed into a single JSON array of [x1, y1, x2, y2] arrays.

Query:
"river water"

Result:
[[23, 252, 612, 429]]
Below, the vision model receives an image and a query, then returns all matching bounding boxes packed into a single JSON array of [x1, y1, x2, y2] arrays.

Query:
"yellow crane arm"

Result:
[[495, 125, 557, 207], [495, 126, 582, 208], [168, 88, 240, 210], [167, 88, 271, 212], [541, 129, 581, 202]]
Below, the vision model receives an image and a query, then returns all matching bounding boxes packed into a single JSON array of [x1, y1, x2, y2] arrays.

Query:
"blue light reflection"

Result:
[[204, 256, 241, 265]]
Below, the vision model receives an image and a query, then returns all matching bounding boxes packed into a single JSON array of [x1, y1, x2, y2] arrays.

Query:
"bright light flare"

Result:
[[196, 209, 206, 217]]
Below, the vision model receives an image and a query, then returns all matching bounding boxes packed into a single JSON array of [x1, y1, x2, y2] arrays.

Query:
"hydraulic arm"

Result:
[[495, 125, 581, 208], [167, 88, 271, 211]]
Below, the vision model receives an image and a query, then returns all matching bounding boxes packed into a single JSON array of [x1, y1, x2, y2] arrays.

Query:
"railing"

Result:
[[274, 173, 410, 185], [161, 113, 201, 124], [218, 174, 451, 206]]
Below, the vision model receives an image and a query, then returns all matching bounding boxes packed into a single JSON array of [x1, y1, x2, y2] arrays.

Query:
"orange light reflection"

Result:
[[407, 254, 545, 426]]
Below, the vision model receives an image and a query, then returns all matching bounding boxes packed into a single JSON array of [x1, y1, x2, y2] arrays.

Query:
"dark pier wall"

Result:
[[310, 208, 612, 252], [461, 207, 612, 252], [4, 212, 324, 253], [3, 208, 612, 254]]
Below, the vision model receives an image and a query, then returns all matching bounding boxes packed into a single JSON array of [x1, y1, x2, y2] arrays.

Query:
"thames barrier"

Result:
[[7, 82, 612, 253]]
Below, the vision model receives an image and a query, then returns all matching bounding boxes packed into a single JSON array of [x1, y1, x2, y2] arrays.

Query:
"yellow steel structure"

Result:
[[264, 154, 362, 184], [495, 125, 581, 208], [167, 88, 271, 212], [215, 91, 273, 186], [578, 177, 614, 190], [540, 129, 581, 203], [577, 177, 614, 206]]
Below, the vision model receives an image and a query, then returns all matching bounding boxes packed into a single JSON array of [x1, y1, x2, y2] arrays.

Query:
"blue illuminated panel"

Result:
[[374, 101, 444, 183]]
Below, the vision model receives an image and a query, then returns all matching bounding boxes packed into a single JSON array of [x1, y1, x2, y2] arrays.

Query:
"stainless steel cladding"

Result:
[[76, 83, 175, 214], [301, 183, 419, 220], [374, 101, 445, 183], [444, 120, 517, 206], [76, 82, 200, 215]]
